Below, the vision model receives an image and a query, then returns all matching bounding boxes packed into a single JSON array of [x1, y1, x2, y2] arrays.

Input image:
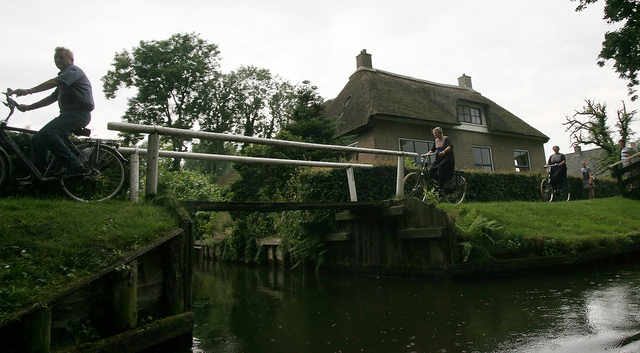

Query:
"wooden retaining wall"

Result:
[[0, 204, 194, 353], [320, 197, 458, 276], [196, 198, 458, 277]]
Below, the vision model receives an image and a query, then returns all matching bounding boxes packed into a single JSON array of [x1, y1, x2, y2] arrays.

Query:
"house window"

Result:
[[457, 105, 483, 125], [400, 139, 434, 165], [473, 146, 493, 171], [513, 149, 531, 172]]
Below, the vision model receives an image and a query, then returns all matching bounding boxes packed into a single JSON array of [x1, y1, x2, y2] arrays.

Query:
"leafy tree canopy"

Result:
[[103, 33, 221, 145], [103, 33, 299, 175], [573, 0, 640, 100], [563, 99, 636, 174], [229, 82, 348, 201]]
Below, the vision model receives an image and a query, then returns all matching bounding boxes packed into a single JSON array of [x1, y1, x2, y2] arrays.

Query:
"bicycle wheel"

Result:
[[61, 144, 125, 202], [404, 172, 427, 201], [443, 173, 467, 204], [0, 148, 10, 189], [557, 183, 571, 202], [540, 179, 553, 202]]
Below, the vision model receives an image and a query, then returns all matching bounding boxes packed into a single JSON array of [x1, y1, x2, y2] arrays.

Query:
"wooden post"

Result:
[[129, 147, 140, 202], [112, 260, 138, 334], [164, 233, 185, 316], [146, 132, 160, 199], [19, 306, 51, 353], [346, 167, 357, 202], [396, 155, 405, 198]]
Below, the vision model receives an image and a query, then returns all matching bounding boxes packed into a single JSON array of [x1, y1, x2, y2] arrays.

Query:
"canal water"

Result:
[[190, 261, 640, 353]]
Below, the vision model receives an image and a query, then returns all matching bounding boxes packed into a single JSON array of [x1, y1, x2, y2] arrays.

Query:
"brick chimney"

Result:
[[458, 74, 472, 89], [356, 49, 372, 69]]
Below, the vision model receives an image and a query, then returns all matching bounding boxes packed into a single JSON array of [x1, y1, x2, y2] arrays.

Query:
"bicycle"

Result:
[[1, 90, 127, 202], [540, 164, 570, 202], [403, 153, 467, 204]]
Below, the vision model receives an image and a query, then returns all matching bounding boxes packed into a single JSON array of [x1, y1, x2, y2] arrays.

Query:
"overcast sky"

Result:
[[4, 0, 639, 162]]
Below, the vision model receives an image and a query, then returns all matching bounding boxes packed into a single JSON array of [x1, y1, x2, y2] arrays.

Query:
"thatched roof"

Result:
[[326, 68, 548, 141]]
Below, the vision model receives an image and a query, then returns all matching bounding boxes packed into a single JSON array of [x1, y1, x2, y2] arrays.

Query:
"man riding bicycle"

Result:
[[9, 46, 94, 177]]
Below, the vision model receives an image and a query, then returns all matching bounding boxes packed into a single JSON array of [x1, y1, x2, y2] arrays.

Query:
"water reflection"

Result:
[[191, 262, 640, 353]]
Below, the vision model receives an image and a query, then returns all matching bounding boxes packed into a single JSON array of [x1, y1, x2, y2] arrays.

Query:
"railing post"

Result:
[[396, 155, 405, 198], [146, 132, 160, 199], [346, 166, 357, 202], [130, 147, 140, 203]]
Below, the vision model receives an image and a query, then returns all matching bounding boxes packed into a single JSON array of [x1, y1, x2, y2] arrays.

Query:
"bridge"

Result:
[[107, 122, 418, 203]]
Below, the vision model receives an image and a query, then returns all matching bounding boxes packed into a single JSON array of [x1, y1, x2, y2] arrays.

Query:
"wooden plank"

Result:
[[257, 237, 282, 246], [321, 233, 351, 242], [383, 205, 408, 216], [335, 211, 357, 221], [397, 227, 444, 239], [183, 201, 385, 212], [56, 312, 194, 353]]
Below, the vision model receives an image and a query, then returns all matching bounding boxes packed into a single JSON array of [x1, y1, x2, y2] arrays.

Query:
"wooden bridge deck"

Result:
[[182, 201, 387, 212]]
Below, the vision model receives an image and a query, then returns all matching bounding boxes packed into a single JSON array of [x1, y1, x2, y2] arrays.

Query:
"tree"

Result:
[[573, 0, 640, 100], [563, 99, 636, 174], [229, 81, 348, 202], [185, 68, 297, 178], [226, 66, 296, 140], [102, 32, 222, 170]]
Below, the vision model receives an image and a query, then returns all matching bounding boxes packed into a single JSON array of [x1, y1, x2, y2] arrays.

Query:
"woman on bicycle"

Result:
[[427, 127, 455, 193], [547, 145, 567, 192]]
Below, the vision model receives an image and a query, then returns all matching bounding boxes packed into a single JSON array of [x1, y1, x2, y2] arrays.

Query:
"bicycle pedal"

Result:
[[15, 174, 34, 182]]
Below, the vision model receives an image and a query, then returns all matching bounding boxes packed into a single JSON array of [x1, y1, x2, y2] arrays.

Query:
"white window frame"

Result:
[[457, 103, 485, 125], [513, 149, 531, 172], [473, 146, 494, 171]]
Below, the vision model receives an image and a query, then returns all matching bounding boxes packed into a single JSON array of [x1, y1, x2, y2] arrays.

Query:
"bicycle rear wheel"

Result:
[[0, 148, 10, 189], [558, 183, 571, 202], [443, 173, 467, 204], [540, 179, 553, 202], [403, 172, 427, 201], [61, 144, 125, 202]]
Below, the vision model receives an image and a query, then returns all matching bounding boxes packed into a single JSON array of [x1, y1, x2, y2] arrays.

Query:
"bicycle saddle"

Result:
[[72, 127, 91, 137]]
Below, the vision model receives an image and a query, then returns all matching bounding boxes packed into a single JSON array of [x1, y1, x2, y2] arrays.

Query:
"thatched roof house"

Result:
[[326, 50, 549, 172]]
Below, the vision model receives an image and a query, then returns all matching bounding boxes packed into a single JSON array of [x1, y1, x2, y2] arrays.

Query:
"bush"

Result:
[[216, 164, 623, 265]]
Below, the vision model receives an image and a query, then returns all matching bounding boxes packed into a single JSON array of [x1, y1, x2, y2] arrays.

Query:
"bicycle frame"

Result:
[[2, 90, 128, 201], [404, 154, 467, 204], [0, 123, 100, 182], [541, 164, 570, 202]]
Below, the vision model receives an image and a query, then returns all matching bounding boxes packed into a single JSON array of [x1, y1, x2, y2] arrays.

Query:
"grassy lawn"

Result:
[[0, 198, 180, 323], [439, 196, 640, 259], [1, 196, 638, 323]]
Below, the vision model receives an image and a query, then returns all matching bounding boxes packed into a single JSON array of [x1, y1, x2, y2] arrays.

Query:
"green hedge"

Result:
[[213, 165, 622, 265], [293, 166, 621, 203]]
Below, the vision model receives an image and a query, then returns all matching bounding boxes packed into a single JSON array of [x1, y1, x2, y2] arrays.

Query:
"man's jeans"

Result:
[[31, 111, 90, 173]]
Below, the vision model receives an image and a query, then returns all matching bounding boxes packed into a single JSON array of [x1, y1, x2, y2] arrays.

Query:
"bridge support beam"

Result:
[[396, 156, 405, 198], [346, 167, 357, 202]]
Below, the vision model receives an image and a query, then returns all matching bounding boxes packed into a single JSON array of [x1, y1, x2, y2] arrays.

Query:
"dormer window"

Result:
[[457, 104, 483, 125]]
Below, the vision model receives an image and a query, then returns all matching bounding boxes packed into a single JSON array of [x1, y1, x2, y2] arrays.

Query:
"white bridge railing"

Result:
[[107, 122, 418, 202]]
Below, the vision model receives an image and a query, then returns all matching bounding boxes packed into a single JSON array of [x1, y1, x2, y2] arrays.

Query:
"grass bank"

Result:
[[439, 196, 640, 260], [0, 198, 180, 323]]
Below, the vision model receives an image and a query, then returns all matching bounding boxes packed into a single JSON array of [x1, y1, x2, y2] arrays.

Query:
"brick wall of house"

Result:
[[351, 116, 547, 172]]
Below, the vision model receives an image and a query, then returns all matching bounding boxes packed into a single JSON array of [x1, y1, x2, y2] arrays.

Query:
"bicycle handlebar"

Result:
[[2, 89, 19, 122]]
